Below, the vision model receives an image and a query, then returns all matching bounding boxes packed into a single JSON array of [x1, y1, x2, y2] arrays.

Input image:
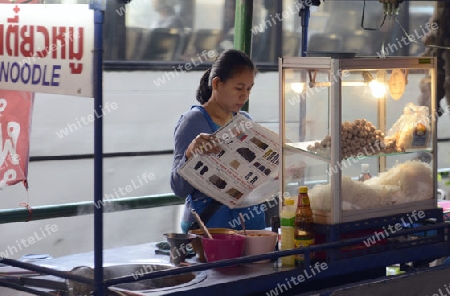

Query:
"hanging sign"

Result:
[[0, 4, 94, 97], [0, 90, 33, 188], [0, 1, 39, 4], [0, 1, 38, 190]]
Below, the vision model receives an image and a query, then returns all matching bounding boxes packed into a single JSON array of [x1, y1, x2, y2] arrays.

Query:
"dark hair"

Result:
[[196, 49, 257, 104]]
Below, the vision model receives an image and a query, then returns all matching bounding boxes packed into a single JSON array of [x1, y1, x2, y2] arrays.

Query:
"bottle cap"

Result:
[[285, 199, 294, 206], [299, 186, 308, 194], [362, 163, 370, 170]]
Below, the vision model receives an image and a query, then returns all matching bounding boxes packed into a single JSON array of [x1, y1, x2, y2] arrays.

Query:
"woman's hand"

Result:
[[185, 133, 222, 159]]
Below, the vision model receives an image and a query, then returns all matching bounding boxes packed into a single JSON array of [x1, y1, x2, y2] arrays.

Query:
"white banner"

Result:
[[0, 4, 94, 98]]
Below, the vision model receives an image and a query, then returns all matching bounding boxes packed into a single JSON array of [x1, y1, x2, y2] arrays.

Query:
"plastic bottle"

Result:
[[280, 198, 296, 266], [294, 186, 315, 267], [358, 163, 372, 182]]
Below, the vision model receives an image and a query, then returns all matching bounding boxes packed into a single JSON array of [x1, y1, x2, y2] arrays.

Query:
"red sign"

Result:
[[0, 0, 39, 3], [0, 90, 33, 188], [0, 0, 37, 188], [0, 0, 41, 4]]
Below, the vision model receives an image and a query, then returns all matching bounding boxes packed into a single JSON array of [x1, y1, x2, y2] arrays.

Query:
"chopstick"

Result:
[[191, 209, 213, 239]]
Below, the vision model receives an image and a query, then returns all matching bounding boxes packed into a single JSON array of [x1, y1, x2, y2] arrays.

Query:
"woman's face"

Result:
[[212, 69, 255, 113]]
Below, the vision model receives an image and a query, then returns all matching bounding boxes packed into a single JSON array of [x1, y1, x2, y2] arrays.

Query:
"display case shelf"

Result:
[[286, 141, 433, 162], [284, 141, 330, 163], [313, 199, 436, 225]]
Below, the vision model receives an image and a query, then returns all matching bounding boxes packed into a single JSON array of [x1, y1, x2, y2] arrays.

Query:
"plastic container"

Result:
[[202, 233, 246, 263], [188, 228, 237, 262], [358, 163, 372, 182], [280, 198, 296, 266], [237, 230, 278, 263]]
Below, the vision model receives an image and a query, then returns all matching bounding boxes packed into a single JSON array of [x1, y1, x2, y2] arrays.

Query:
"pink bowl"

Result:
[[201, 233, 246, 262]]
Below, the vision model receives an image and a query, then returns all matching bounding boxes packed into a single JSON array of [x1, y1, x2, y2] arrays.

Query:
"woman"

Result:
[[170, 49, 266, 233]]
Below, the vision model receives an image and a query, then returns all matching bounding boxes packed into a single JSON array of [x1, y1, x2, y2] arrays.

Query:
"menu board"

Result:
[[178, 114, 281, 209]]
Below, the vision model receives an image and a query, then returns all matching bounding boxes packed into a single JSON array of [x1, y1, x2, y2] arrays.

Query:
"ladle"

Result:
[[239, 213, 247, 236], [191, 209, 213, 239]]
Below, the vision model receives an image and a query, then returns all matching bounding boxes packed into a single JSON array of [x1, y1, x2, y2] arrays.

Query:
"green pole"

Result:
[[234, 0, 253, 112], [0, 194, 183, 224]]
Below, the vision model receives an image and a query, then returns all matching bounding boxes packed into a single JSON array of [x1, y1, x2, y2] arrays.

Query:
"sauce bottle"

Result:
[[294, 186, 315, 267]]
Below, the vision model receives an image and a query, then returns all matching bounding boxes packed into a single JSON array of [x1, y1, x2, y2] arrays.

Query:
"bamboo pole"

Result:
[[234, 0, 253, 112]]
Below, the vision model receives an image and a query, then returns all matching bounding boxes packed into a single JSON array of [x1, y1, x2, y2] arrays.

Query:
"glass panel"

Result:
[[119, 0, 270, 62], [251, 0, 278, 63], [111, 0, 279, 63], [340, 67, 433, 209], [282, 1, 435, 59], [280, 0, 302, 58], [45, 0, 436, 63], [294, 0, 436, 57], [284, 69, 331, 144], [281, 58, 436, 219], [124, 0, 194, 61], [281, 67, 331, 199]]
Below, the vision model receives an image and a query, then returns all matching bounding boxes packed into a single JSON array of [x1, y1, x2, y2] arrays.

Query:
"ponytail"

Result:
[[196, 68, 212, 104], [195, 50, 256, 105]]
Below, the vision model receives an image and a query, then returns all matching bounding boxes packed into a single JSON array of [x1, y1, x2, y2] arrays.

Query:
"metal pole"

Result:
[[234, 0, 253, 112], [298, 4, 310, 146], [275, 0, 283, 61], [234, 0, 253, 55], [299, 5, 310, 57], [90, 1, 105, 295], [0, 194, 184, 224], [330, 59, 342, 225]]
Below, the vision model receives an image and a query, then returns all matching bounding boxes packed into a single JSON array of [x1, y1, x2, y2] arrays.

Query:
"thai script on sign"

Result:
[[0, 4, 93, 97], [0, 99, 19, 187], [0, 5, 84, 88]]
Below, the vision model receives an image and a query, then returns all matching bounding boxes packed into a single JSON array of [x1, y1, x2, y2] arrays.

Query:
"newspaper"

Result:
[[178, 114, 281, 209]]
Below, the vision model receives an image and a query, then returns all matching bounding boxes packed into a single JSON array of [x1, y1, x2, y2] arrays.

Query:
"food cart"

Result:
[[0, 1, 450, 296]]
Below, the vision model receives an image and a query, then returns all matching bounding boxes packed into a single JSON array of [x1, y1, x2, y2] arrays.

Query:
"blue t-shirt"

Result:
[[170, 105, 266, 233]]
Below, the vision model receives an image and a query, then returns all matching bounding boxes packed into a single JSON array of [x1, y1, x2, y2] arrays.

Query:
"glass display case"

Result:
[[279, 57, 437, 224]]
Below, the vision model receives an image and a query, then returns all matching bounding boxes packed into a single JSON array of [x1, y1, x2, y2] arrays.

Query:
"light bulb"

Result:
[[369, 80, 387, 98], [291, 82, 305, 93]]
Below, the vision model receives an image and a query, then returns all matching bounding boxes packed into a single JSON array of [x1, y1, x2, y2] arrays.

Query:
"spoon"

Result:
[[191, 209, 213, 239], [239, 213, 247, 236]]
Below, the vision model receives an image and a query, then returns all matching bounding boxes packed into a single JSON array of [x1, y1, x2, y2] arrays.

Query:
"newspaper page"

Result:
[[178, 114, 281, 209]]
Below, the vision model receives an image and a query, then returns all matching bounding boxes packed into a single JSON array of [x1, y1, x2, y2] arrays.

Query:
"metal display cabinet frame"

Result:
[[279, 56, 438, 223], [279, 56, 441, 262]]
